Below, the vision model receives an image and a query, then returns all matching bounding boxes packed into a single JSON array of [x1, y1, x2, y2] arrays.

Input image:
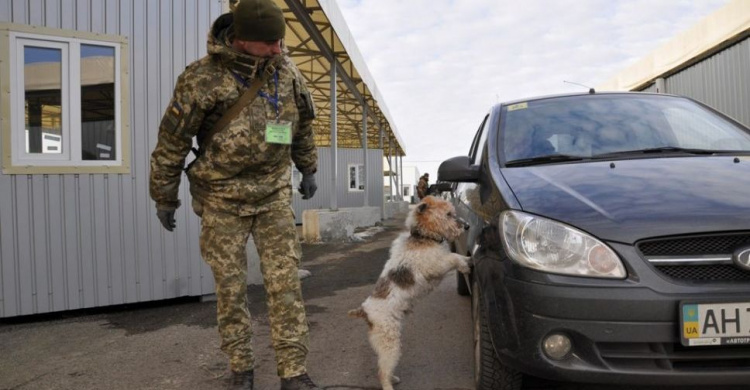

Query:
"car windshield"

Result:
[[500, 94, 750, 164]]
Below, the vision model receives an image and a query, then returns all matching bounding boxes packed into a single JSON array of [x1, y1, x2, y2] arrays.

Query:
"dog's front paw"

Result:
[[457, 255, 472, 274]]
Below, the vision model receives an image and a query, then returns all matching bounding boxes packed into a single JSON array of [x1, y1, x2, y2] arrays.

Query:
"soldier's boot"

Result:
[[280, 373, 321, 390], [228, 370, 254, 390]]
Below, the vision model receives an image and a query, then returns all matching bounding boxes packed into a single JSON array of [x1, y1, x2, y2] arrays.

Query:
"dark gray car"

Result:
[[438, 92, 750, 390]]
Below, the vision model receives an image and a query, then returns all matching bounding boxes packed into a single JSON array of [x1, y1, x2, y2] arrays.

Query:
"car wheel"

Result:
[[472, 277, 523, 390], [457, 269, 471, 296]]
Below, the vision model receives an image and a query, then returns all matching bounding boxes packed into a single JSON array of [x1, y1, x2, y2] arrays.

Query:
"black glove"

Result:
[[298, 173, 317, 200], [156, 209, 176, 232]]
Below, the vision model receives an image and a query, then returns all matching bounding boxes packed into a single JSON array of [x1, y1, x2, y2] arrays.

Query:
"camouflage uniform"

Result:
[[149, 15, 316, 378]]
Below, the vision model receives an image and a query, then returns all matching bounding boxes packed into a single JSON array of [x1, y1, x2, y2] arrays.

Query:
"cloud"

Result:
[[336, 0, 730, 178]]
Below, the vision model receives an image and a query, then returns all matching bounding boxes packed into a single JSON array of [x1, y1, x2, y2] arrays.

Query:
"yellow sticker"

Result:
[[683, 322, 700, 338], [507, 102, 528, 111]]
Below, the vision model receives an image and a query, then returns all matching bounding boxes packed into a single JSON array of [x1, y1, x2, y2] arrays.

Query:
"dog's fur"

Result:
[[348, 196, 471, 390]]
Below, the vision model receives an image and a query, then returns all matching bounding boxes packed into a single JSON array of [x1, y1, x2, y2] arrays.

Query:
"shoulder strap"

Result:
[[200, 62, 278, 150]]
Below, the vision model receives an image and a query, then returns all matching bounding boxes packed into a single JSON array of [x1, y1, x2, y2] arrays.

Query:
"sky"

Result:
[[334, 0, 732, 180]]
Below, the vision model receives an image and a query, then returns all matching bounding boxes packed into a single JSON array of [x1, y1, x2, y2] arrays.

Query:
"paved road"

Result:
[[0, 213, 746, 390]]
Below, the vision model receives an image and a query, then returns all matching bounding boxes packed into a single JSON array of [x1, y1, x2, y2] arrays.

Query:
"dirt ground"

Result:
[[0, 213, 474, 390], [1, 211, 746, 390]]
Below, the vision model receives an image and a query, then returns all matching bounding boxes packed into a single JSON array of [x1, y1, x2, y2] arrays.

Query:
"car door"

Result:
[[453, 114, 490, 257]]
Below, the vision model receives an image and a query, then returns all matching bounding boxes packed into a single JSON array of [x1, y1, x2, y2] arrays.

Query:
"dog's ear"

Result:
[[417, 203, 428, 214]]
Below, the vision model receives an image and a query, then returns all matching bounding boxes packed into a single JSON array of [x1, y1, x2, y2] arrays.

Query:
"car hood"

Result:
[[500, 157, 750, 244]]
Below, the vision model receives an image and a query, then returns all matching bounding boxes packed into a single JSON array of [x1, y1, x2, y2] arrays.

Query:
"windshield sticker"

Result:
[[507, 102, 528, 111]]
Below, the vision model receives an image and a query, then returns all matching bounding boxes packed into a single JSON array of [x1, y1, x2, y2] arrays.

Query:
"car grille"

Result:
[[597, 342, 750, 371], [639, 234, 750, 256], [655, 264, 750, 281], [637, 233, 750, 282]]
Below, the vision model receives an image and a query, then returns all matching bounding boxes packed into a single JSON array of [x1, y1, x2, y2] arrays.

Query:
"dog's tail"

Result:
[[347, 307, 366, 319]]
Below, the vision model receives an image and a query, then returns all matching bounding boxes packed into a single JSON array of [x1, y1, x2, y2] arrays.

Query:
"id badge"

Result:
[[265, 120, 292, 145]]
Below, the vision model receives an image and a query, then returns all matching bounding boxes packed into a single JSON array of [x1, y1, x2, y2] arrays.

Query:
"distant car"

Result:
[[437, 92, 750, 390]]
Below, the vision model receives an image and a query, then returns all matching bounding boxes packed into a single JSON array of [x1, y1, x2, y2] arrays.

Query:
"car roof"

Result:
[[493, 91, 684, 110]]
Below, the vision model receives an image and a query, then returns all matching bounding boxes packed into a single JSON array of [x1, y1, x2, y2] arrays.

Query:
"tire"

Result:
[[457, 269, 471, 296], [472, 278, 523, 390]]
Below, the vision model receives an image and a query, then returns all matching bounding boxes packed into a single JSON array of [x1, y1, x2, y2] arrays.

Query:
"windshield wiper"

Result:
[[592, 146, 721, 159], [505, 154, 588, 167]]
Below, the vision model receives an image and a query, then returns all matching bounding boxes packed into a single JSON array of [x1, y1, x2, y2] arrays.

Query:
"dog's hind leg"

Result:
[[369, 321, 401, 390]]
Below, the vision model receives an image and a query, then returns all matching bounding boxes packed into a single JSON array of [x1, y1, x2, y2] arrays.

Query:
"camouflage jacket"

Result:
[[149, 16, 317, 216]]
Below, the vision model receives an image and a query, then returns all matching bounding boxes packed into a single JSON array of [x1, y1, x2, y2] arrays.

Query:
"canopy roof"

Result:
[[264, 0, 406, 156]]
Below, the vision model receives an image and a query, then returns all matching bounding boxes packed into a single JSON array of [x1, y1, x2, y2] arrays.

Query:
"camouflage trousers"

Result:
[[199, 206, 309, 378]]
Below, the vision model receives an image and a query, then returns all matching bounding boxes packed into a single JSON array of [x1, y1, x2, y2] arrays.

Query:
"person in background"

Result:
[[417, 173, 429, 200]]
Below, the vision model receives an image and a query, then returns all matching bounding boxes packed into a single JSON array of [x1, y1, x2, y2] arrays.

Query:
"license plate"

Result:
[[680, 302, 750, 346]]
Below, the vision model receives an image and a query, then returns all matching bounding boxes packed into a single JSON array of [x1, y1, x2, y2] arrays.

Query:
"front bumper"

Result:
[[475, 243, 750, 386]]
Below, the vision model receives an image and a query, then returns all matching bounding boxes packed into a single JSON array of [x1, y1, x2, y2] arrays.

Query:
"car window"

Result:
[[500, 95, 750, 162], [663, 107, 748, 150], [470, 115, 489, 164]]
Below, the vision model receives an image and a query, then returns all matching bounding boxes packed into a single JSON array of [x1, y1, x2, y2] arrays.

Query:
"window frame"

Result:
[[1, 22, 130, 174], [347, 163, 365, 192], [472, 114, 491, 164]]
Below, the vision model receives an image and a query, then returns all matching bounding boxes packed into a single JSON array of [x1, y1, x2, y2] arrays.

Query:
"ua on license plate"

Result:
[[680, 302, 750, 346]]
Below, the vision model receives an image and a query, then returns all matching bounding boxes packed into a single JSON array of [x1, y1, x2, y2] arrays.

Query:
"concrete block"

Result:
[[384, 201, 410, 219], [302, 207, 383, 242], [319, 210, 355, 241], [349, 206, 380, 227]]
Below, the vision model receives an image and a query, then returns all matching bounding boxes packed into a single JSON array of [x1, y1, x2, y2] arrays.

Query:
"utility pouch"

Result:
[[294, 78, 316, 121]]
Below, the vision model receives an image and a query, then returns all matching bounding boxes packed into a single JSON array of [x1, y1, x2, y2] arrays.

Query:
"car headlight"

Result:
[[500, 210, 626, 279]]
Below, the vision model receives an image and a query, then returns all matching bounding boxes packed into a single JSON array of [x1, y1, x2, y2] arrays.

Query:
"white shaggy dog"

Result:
[[348, 196, 471, 390]]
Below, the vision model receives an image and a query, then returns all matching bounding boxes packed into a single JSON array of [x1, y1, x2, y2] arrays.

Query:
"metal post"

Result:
[[399, 154, 404, 201], [379, 120, 384, 149], [394, 151, 400, 200], [362, 102, 369, 207], [388, 136, 394, 201], [330, 64, 338, 211], [379, 121, 384, 219], [655, 77, 666, 94]]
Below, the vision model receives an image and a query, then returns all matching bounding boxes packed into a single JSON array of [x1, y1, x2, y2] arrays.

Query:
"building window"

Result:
[[348, 164, 365, 191], [403, 186, 410, 196], [1, 24, 130, 174]]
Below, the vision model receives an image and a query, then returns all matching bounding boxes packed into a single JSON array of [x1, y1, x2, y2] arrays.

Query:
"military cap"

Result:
[[233, 0, 286, 41]]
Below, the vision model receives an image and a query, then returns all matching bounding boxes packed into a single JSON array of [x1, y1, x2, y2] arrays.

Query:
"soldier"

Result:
[[417, 173, 429, 200], [149, 0, 321, 389]]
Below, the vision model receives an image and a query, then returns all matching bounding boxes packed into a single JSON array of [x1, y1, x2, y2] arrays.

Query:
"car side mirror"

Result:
[[438, 156, 480, 183]]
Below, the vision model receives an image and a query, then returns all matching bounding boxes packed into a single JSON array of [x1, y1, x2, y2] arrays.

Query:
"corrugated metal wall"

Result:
[[663, 37, 749, 128], [0, 0, 222, 318], [0, 1, 388, 318], [291, 147, 384, 223], [639, 83, 657, 93], [635, 37, 749, 128]]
